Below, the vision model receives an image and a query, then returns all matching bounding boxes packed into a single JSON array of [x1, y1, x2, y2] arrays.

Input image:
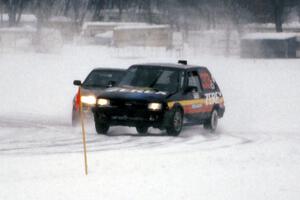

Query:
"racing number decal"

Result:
[[204, 92, 223, 105]]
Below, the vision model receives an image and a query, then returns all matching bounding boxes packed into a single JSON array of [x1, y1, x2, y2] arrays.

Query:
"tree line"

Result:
[[0, 0, 299, 32]]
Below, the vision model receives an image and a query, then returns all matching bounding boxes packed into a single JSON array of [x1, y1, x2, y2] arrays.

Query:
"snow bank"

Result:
[[0, 13, 37, 22], [242, 32, 297, 40], [114, 24, 170, 30], [82, 22, 149, 30], [244, 22, 300, 32]]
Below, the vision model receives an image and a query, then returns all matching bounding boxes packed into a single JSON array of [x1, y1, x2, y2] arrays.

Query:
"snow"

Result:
[[82, 22, 148, 31], [0, 45, 300, 200], [0, 13, 37, 22], [245, 22, 300, 29], [242, 32, 297, 40], [114, 24, 170, 30], [49, 16, 72, 22], [95, 31, 113, 38], [82, 22, 119, 30], [0, 26, 36, 32]]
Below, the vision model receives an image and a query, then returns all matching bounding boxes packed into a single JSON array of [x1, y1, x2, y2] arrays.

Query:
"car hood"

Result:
[[80, 87, 105, 97], [98, 86, 168, 102]]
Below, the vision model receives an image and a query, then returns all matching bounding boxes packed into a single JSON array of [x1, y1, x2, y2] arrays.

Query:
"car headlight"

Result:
[[97, 98, 110, 106], [148, 103, 162, 111], [81, 95, 96, 105]]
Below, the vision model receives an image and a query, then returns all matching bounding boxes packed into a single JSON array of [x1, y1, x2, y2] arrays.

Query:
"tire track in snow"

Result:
[[0, 117, 261, 156]]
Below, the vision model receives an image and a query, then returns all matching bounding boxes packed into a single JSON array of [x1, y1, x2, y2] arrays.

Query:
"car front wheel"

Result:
[[95, 122, 109, 135], [166, 108, 183, 136], [136, 126, 148, 135], [94, 115, 110, 135]]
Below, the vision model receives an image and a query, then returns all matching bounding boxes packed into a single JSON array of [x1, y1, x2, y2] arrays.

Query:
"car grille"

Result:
[[110, 99, 148, 110], [105, 99, 150, 119]]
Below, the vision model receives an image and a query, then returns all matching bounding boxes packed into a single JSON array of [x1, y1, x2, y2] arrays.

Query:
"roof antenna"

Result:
[[178, 60, 187, 65]]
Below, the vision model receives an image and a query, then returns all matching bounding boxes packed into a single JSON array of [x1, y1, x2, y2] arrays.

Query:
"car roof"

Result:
[[92, 68, 126, 71], [130, 63, 207, 70]]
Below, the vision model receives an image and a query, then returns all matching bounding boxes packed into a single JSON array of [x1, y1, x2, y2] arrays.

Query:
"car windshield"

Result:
[[83, 70, 124, 88], [120, 66, 181, 93]]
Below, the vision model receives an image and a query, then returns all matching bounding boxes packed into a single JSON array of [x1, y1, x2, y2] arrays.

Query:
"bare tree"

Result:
[[32, 0, 56, 29], [271, 0, 284, 32], [0, 1, 4, 24], [1, 0, 30, 26], [64, 0, 71, 16], [90, 0, 105, 21], [72, 0, 89, 26]]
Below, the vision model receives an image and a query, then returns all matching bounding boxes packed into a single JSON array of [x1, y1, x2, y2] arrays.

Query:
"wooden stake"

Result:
[[79, 87, 88, 175]]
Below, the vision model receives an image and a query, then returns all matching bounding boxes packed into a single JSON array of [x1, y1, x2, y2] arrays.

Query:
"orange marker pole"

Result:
[[79, 87, 88, 175]]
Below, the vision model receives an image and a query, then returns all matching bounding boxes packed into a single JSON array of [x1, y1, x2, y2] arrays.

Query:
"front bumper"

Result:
[[93, 105, 169, 128]]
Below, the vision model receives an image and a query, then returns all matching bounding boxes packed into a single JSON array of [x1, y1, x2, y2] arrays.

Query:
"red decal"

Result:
[[75, 88, 81, 111], [199, 72, 213, 90], [184, 105, 213, 114]]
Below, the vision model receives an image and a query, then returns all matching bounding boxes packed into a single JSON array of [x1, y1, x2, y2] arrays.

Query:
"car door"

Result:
[[181, 70, 205, 120], [198, 68, 217, 118]]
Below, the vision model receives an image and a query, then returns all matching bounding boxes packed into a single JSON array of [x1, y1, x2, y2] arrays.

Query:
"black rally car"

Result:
[[92, 61, 225, 136], [72, 68, 126, 126]]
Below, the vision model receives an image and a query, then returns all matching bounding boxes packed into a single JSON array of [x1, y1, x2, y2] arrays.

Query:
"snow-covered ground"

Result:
[[1, 45, 300, 200]]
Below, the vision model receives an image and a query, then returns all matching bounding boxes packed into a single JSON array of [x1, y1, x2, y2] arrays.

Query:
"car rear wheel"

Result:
[[136, 126, 148, 134], [204, 109, 218, 132], [166, 108, 183, 136]]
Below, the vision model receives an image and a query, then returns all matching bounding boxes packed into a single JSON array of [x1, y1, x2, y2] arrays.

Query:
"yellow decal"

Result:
[[168, 99, 206, 109], [168, 97, 224, 109]]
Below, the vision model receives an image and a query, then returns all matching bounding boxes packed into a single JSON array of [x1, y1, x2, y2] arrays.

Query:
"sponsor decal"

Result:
[[191, 104, 203, 109], [168, 94, 224, 114], [106, 87, 167, 95], [192, 92, 200, 99]]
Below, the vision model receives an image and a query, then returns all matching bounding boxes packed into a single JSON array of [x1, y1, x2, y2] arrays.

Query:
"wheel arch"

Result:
[[212, 104, 221, 116], [172, 102, 184, 115]]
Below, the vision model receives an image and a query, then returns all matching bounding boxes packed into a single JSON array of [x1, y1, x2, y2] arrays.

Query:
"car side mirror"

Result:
[[184, 86, 198, 93], [73, 80, 82, 86], [107, 80, 116, 88]]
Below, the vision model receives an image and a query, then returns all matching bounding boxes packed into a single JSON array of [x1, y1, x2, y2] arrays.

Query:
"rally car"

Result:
[[92, 61, 225, 136], [72, 68, 126, 126]]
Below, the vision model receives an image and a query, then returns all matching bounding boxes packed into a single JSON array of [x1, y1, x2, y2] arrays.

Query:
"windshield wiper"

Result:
[[151, 87, 159, 92], [149, 71, 163, 88], [83, 84, 103, 88]]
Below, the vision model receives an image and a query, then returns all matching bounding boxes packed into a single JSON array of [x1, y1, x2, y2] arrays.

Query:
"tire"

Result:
[[166, 108, 183, 136], [95, 122, 109, 135], [94, 115, 110, 135], [136, 126, 148, 134], [204, 109, 218, 132]]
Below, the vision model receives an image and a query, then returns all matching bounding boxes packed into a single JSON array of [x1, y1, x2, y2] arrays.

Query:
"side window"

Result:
[[187, 71, 202, 92], [199, 70, 215, 91], [179, 71, 185, 89]]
